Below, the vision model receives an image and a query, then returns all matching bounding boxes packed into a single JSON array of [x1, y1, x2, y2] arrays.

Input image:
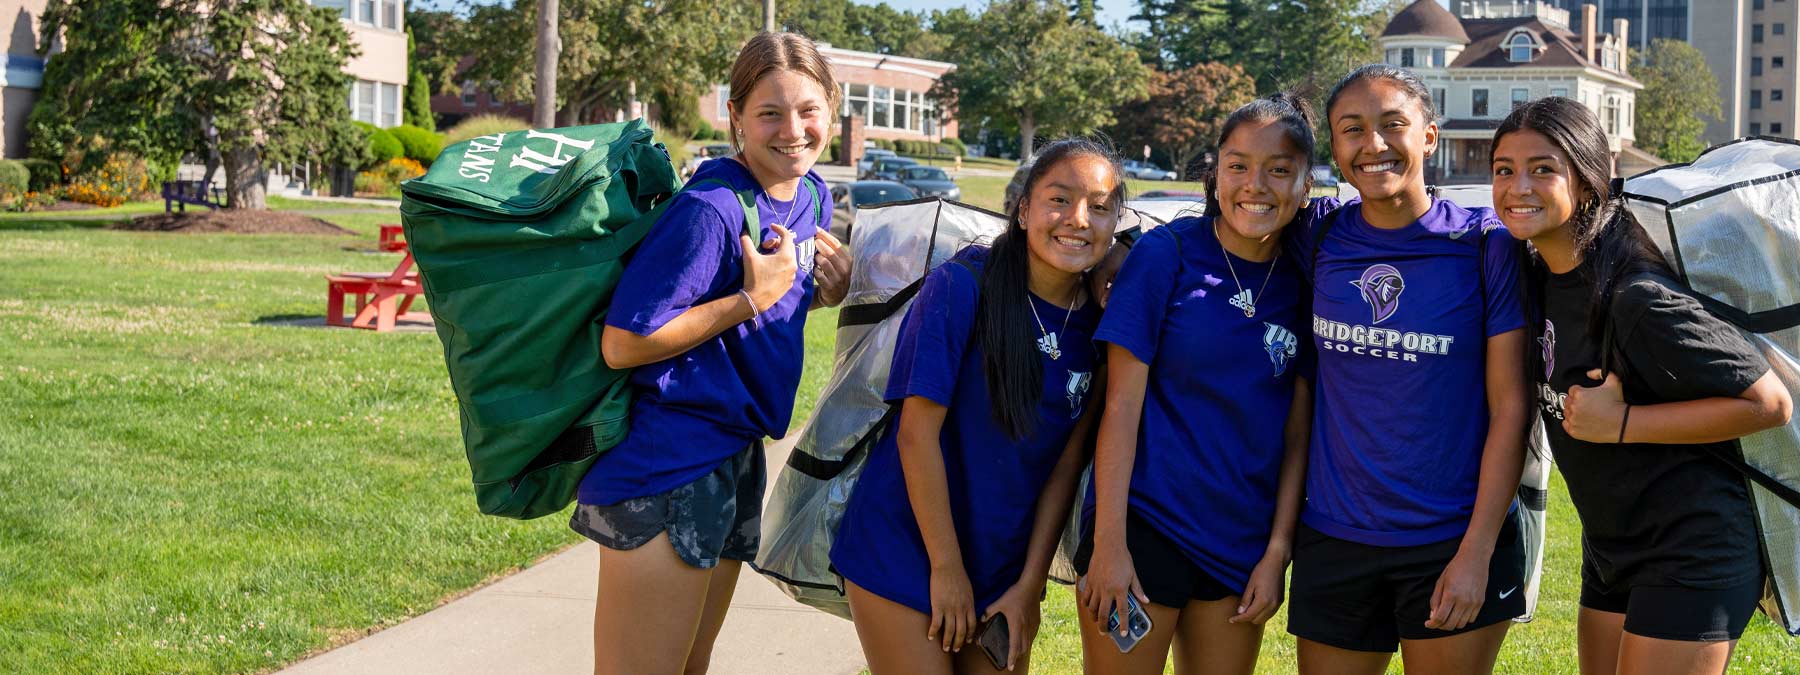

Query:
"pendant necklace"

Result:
[[1027, 288, 1078, 360], [1216, 221, 1278, 318]]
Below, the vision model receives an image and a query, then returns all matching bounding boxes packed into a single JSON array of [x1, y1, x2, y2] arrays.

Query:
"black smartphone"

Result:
[[977, 613, 1009, 670]]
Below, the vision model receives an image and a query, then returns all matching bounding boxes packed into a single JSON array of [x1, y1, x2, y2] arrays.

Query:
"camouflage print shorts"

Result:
[[569, 441, 764, 570]]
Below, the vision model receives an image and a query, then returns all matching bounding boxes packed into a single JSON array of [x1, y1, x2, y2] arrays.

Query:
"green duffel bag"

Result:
[[400, 119, 683, 519]]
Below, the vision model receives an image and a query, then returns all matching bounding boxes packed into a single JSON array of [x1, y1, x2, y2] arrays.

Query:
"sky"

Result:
[[414, 0, 1143, 29]]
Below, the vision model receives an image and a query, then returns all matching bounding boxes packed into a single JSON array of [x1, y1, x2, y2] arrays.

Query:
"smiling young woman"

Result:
[[1493, 96, 1791, 675], [1075, 93, 1323, 675], [574, 32, 852, 675], [829, 139, 1126, 675], [1286, 64, 1531, 675]]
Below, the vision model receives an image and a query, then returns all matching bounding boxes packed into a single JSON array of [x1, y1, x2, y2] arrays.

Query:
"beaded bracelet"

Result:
[[737, 289, 762, 330]]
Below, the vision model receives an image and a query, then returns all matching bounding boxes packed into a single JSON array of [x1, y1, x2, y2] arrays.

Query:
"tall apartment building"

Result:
[[1540, 0, 1796, 141]]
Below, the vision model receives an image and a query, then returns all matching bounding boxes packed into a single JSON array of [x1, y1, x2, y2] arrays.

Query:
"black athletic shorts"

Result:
[[1580, 561, 1764, 642], [1074, 510, 1237, 610], [569, 441, 764, 570], [1287, 510, 1528, 653]]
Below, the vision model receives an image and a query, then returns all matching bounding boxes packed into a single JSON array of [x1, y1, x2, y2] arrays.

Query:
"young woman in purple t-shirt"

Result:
[[1287, 64, 1530, 674], [575, 33, 852, 675]]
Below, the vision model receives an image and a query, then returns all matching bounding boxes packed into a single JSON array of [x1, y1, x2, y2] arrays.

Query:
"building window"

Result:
[[1752, 122, 1763, 135], [1473, 88, 1490, 117], [716, 85, 730, 120], [1509, 32, 1535, 62], [1433, 48, 1446, 67], [314, 0, 350, 17], [1756, 0, 1764, 9], [1512, 87, 1530, 110], [1777, 23, 1787, 36], [359, 0, 375, 24], [1402, 48, 1415, 67], [1775, 123, 1785, 135], [382, 82, 401, 127], [1775, 89, 1786, 102], [1604, 97, 1620, 135], [1777, 57, 1787, 69], [1753, 90, 1763, 109], [1754, 24, 1764, 43], [1551, 87, 1569, 98], [1755, 57, 1765, 76], [1386, 48, 1400, 65], [355, 80, 376, 123], [1432, 88, 1446, 119], [383, 0, 402, 30], [461, 80, 475, 106]]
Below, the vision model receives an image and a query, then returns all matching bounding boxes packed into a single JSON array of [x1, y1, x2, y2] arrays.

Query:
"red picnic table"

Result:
[[325, 225, 423, 332]]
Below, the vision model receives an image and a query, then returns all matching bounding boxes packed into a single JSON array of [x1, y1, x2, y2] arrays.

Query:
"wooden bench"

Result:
[[162, 180, 225, 213], [326, 225, 422, 332]]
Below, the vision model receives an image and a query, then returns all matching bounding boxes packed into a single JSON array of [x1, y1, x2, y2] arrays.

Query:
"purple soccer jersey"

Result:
[[1301, 199, 1524, 547], [579, 158, 828, 506]]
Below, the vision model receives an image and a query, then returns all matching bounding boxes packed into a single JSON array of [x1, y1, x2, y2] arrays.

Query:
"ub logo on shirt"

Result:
[[1350, 264, 1407, 324], [1539, 319, 1556, 381], [1065, 371, 1092, 419], [1262, 322, 1299, 377]]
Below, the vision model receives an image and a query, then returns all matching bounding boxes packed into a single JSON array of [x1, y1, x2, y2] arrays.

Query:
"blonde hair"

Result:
[[726, 32, 841, 153]]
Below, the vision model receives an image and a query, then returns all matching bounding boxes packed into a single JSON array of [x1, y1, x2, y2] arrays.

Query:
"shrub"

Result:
[[710, 128, 727, 141], [4, 189, 57, 212], [355, 122, 403, 169], [652, 128, 691, 174], [942, 137, 967, 157], [0, 160, 28, 196], [443, 114, 530, 145], [356, 157, 426, 198], [693, 120, 715, 141], [19, 158, 59, 190], [386, 124, 443, 166], [872, 138, 895, 151], [65, 153, 151, 207]]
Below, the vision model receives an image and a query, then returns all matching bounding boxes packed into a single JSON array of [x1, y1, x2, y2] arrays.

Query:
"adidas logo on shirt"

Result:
[[1228, 289, 1254, 314]]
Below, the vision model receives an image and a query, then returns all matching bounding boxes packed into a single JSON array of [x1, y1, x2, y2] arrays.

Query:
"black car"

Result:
[[895, 166, 961, 201], [863, 157, 919, 181], [831, 180, 919, 238]]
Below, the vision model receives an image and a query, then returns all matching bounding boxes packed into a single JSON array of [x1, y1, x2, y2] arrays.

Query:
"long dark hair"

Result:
[[978, 138, 1126, 440], [1203, 92, 1318, 218], [1492, 97, 1673, 344]]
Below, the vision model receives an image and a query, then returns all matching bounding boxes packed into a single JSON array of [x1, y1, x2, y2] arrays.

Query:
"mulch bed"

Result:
[[113, 210, 355, 235], [43, 200, 98, 211]]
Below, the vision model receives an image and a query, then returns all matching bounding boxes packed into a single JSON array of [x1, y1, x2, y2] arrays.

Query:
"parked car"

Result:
[[1310, 165, 1339, 188], [895, 166, 961, 201], [1123, 159, 1177, 181], [856, 148, 897, 175], [864, 157, 919, 181], [831, 180, 919, 238], [702, 143, 735, 159]]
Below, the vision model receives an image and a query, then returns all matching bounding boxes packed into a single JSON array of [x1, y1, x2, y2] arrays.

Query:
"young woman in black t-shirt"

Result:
[[1490, 97, 1793, 674]]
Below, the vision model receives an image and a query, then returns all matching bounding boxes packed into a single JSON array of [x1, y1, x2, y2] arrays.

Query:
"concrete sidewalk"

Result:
[[278, 437, 866, 675]]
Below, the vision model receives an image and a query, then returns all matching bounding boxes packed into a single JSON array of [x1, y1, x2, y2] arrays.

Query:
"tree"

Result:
[[1112, 62, 1256, 180], [463, 0, 753, 127], [404, 27, 436, 131], [30, 0, 363, 211], [534, 0, 559, 128], [931, 0, 1149, 158], [404, 7, 466, 96], [1131, 0, 1384, 94], [1634, 38, 1720, 163], [780, 0, 937, 58]]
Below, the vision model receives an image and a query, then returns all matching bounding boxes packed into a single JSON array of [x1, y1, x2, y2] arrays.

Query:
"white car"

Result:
[[1123, 160, 1177, 181]]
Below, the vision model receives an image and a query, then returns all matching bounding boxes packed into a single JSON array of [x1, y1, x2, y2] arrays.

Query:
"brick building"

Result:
[[696, 46, 958, 145]]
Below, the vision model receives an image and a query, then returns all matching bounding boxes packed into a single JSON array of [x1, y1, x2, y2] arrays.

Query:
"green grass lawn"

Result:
[[2, 202, 1796, 673], [954, 176, 1211, 213]]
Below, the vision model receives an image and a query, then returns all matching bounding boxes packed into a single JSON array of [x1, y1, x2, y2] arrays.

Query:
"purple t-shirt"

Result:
[[831, 248, 1102, 615], [1300, 198, 1524, 547], [578, 158, 828, 505], [1084, 212, 1318, 592]]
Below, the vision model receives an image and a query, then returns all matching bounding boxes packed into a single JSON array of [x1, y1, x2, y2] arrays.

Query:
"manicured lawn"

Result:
[[0, 207, 841, 673], [2, 201, 1795, 674], [954, 176, 1211, 213]]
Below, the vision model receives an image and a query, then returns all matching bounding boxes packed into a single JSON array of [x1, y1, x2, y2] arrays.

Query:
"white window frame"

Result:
[[1512, 87, 1530, 111], [1472, 88, 1491, 118], [462, 80, 476, 107], [716, 85, 730, 121], [1506, 31, 1537, 62], [381, 82, 401, 127], [1551, 87, 1569, 98]]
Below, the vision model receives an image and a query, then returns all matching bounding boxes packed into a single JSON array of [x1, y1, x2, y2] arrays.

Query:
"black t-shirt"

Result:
[[1536, 261, 1769, 590]]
